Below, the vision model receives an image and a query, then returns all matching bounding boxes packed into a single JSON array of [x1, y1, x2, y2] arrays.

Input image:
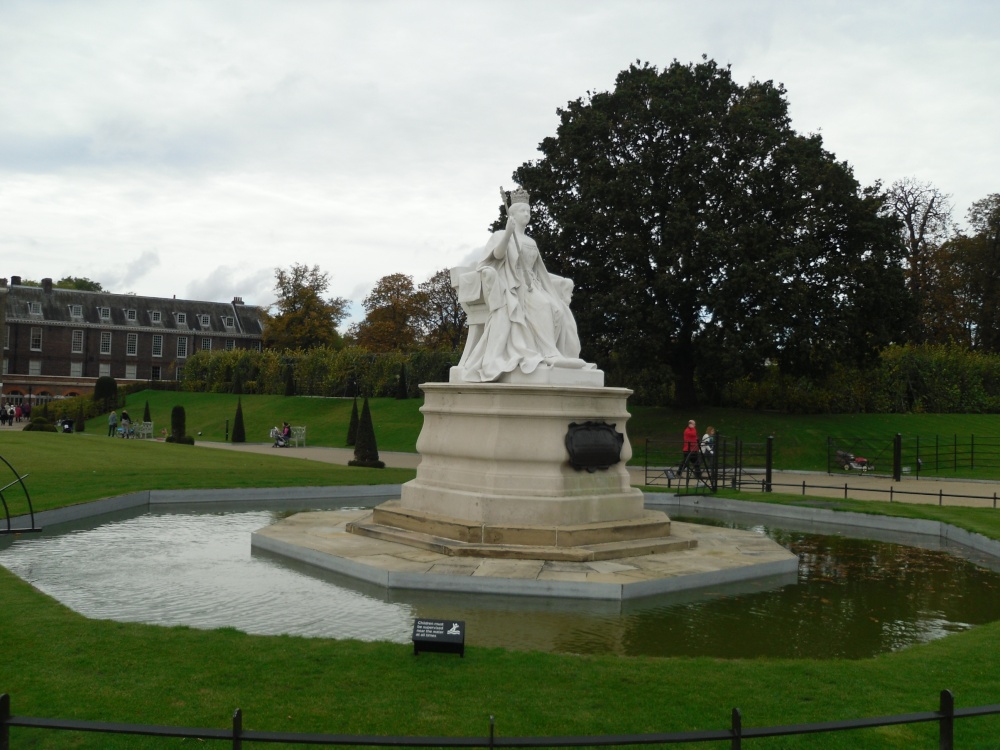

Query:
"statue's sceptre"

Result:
[[499, 186, 532, 292]]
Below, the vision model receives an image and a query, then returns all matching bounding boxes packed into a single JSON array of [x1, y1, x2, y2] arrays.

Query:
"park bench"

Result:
[[135, 421, 153, 439], [290, 425, 306, 447]]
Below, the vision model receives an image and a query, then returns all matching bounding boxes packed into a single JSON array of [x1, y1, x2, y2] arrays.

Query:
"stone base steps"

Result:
[[347, 511, 697, 562]]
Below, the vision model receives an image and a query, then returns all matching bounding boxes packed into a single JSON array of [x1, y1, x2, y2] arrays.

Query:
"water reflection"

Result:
[[2, 503, 999, 659]]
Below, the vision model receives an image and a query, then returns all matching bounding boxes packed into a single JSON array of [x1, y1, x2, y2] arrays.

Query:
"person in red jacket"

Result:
[[681, 419, 701, 477]]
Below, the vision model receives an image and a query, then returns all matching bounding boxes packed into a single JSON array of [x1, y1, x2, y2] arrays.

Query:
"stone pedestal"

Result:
[[400, 382, 643, 526]]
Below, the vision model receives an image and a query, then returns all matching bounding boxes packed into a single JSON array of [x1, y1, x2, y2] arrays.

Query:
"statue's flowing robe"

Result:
[[460, 229, 581, 382]]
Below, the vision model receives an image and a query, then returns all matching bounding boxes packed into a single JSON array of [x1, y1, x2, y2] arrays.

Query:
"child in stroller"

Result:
[[271, 421, 292, 448]]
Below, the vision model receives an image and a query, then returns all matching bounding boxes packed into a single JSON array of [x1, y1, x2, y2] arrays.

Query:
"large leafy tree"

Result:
[[884, 178, 953, 342], [509, 58, 912, 405], [56, 276, 104, 292], [417, 268, 466, 351], [264, 263, 348, 351], [961, 194, 1000, 352], [349, 273, 426, 352]]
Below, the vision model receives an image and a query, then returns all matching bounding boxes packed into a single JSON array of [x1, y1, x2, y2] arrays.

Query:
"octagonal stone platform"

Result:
[[251, 508, 798, 601]]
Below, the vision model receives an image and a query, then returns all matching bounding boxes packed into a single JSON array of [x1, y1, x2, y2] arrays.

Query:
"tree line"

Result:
[[58, 57, 998, 412]]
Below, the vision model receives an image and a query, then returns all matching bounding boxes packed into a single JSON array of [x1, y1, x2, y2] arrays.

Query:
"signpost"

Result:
[[412, 619, 465, 657]]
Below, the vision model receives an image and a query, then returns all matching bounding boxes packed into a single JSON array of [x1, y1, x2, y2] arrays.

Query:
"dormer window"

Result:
[[150, 310, 162, 324], [199, 314, 210, 328], [222, 316, 235, 329], [99, 307, 111, 321], [69, 304, 83, 319], [126, 308, 137, 322], [28, 302, 42, 316], [177, 312, 187, 325]]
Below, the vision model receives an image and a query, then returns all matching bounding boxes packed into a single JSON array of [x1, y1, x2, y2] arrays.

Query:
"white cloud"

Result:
[[1, 0, 997, 316]]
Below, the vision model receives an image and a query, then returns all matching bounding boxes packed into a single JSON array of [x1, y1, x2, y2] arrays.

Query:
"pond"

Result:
[[2, 500, 1000, 659]]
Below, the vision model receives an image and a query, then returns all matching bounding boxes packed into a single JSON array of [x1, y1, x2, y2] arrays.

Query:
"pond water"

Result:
[[3, 501, 1000, 659]]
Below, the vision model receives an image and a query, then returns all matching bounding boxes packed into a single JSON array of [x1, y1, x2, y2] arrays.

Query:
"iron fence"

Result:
[[3, 691, 998, 749], [644, 437, 771, 494]]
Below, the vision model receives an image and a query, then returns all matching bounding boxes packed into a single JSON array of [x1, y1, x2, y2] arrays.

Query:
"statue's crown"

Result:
[[508, 188, 530, 206]]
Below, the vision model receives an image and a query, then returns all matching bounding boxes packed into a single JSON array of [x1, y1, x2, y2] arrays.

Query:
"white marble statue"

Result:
[[451, 188, 600, 385]]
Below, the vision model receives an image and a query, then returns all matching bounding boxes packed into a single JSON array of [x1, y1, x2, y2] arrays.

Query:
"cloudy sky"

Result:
[[1, 1, 997, 326]]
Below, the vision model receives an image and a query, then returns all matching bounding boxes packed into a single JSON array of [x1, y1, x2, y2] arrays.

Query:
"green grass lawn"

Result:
[[4, 400, 1000, 748], [77, 390, 1000, 473], [0, 431, 415, 513]]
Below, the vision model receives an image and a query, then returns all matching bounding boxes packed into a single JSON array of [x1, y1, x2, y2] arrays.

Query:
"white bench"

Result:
[[135, 421, 153, 439], [290, 425, 306, 447]]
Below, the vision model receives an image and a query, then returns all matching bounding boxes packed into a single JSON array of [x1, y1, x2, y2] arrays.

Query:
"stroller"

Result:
[[835, 450, 872, 472], [271, 426, 290, 448]]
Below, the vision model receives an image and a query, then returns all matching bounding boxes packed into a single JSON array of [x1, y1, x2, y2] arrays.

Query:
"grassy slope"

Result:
[[97, 390, 1000, 471]]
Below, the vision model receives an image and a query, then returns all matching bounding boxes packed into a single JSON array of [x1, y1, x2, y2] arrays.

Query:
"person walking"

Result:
[[681, 419, 701, 478], [108, 410, 118, 437]]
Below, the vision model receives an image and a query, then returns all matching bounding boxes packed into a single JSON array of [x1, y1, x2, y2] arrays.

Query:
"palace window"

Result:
[[99, 307, 111, 321], [177, 312, 187, 325], [177, 336, 188, 359], [127, 333, 138, 356], [100, 331, 112, 355], [69, 304, 83, 318], [28, 301, 42, 316], [199, 314, 210, 327], [71, 330, 84, 354], [152, 334, 163, 357], [126, 308, 137, 322], [29, 360, 42, 376], [30, 327, 42, 351], [99, 362, 111, 377], [225, 339, 235, 351], [150, 310, 162, 324], [201, 337, 212, 351], [70, 362, 83, 377], [125, 364, 137, 379]]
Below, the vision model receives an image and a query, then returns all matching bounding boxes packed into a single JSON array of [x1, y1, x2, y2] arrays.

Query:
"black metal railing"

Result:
[[644, 436, 771, 495], [3, 691, 998, 749], [0, 454, 39, 535]]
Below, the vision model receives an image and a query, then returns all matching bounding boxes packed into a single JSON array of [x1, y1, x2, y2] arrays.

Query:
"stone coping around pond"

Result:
[[8, 486, 404, 530], [10, 486, 1000, 563], [647, 494, 1000, 560]]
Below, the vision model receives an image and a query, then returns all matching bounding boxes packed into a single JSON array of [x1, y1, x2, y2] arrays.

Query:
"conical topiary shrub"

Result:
[[165, 405, 194, 444], [348, 397, 384, 468], [143, 400, 151, 423], [232, 398, 246, 443], [346, 396, 359, 446], [75, 402, 86, 433]]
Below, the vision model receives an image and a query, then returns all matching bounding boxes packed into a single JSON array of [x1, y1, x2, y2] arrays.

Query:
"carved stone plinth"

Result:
[[398, 382, 646, 527]]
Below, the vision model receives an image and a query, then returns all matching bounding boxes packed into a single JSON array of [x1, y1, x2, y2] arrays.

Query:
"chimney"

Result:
[[42, 278, 53, 293], [0, 278, 7, 289], [232, 296, 244, 305], [11, 276, 20, 286]]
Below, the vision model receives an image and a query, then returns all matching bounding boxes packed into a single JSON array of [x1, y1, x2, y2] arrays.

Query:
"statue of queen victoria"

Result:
[[450, 188, 602, 386]]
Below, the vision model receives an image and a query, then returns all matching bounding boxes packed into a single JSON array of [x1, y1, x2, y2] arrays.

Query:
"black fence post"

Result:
[[730, 707, 742, 750], [489, 714, 495, 750], [232, 708, 242, 750], [1, 693, 10, 750], [939, 689, 954, 750], [764, 436, 773, 493]]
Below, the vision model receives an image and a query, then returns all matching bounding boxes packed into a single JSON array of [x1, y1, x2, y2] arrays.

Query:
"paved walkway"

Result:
[[195, 440, 1000, 509]]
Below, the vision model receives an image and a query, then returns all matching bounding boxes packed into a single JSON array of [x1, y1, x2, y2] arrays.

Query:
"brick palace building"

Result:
[[1, 275, 265, 406]]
